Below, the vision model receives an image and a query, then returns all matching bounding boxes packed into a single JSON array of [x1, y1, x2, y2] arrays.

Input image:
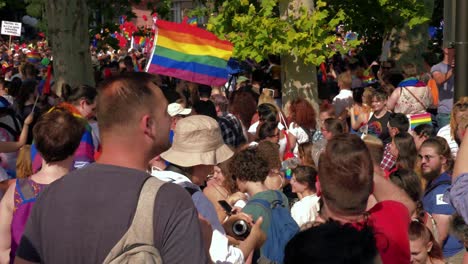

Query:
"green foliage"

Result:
[[327, 0, 430, 39], [207, 0, 347, 65]]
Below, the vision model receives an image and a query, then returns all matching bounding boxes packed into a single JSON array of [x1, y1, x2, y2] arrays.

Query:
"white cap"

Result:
[[167, 103, 191, 117]]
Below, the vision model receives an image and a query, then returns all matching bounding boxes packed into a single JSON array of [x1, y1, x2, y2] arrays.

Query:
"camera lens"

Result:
[[232, 220, 250, 237]]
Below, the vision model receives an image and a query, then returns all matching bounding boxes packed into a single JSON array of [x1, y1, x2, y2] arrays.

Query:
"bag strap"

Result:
[[127, 177, 165, 245], [402, 87, 427, 110], [184, 187, 199, 196]]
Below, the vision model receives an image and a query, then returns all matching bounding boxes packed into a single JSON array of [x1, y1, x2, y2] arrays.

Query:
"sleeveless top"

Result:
[[394, 78, 432, 115], [10, 178, 48, 263]]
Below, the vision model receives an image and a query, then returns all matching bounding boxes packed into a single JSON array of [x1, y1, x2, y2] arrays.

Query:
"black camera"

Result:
[[232, 219, 251, 239]]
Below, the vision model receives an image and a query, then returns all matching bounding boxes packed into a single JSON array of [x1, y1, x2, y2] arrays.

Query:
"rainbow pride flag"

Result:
[[409, 112, 432, 130], [139, 36, 146, 47], [26, 52, 41, 64], [146, 19, 233, 86]]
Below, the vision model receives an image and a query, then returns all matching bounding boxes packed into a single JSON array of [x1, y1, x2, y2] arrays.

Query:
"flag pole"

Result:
[[145, 17, 159, 73]]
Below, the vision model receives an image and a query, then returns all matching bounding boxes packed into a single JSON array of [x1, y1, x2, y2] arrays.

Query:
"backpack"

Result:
[[0, 109, 22, 140], [103, 177, 165, 264], [249, 190, 299, 263], [299, 125, 317, 143]]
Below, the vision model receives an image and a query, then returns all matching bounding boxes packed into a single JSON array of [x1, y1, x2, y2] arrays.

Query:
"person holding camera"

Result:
[[153, 115, 266, 263], [229, 148, 299, 263]]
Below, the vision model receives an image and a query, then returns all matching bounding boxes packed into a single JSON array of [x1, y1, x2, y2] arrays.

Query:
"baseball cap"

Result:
[[167, 103, 191, 117]]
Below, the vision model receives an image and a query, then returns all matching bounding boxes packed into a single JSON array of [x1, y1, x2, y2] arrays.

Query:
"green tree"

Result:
[[326, 0, 433, 67], [207, 0, 347, 109], [19, 0, 170, 92], [204, 0, 432, 109]]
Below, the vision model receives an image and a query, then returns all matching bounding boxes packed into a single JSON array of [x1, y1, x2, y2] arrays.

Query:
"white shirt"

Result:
[[291, 194, 320, 228], [437, 125, 458, 158], [332, 89, 353, 115], [152, 171, 244, 264], [288, 122, 309, 157]]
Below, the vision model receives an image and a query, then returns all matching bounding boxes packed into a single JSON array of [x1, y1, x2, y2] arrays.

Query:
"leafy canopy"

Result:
[[207, 0, 346, 65]]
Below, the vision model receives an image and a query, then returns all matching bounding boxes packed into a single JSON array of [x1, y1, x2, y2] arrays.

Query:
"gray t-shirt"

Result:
[[431, 62, 454, 114], [16, 163, 207, 264]]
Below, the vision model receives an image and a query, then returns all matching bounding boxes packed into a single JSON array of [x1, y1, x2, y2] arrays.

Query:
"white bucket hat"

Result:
[[161, 115, 233, 167]]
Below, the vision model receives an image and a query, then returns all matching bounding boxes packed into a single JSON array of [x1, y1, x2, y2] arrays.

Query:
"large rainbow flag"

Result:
[[146, 19, 233, 86]]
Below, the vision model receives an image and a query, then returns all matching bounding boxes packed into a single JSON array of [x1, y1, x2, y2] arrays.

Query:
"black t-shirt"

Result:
[[16, 163, 207, 264], [367, 111, 392, 144]]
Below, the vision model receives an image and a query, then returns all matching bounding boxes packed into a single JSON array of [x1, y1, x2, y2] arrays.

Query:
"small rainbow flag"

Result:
[[26, 52, 41, 64], [187, 17, 197, 26], [409, 112, 432, 130], [146, 19, 233, 86], [139, 36, 146, 47]]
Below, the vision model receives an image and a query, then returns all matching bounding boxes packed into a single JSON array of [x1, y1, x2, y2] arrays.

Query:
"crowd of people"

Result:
[[0, 37, 466, 264]]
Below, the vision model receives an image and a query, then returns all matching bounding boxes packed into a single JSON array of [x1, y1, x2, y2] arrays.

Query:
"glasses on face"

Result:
[[454, 102, 468, 111], [418, 154, 436, 161]]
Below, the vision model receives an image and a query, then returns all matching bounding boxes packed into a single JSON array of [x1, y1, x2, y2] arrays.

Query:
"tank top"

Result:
[[10, 178, 48, 263]]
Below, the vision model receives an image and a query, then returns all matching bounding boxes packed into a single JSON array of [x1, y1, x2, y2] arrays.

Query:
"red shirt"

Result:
[[352, 201, 411, 264]]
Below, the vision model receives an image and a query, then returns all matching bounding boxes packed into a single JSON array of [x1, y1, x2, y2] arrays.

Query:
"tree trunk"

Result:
[[46, 0, 94, 95], [386, 0, 435, 71], [278, 0, 318, 116]]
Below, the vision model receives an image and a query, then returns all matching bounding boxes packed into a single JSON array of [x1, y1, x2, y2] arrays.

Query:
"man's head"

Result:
[[160, 115, 233, 185], [388, 113, 409, 137], [33, 108, 85, 163], [337, 72, 352, 90], [167, 102, 191, 129], [419, 137, 453, 182], [198, 85, 212, 101], [211, 94, 229, 117], [229, 148, 270, 192], [318, 134, 373, 215], [97, 72, 171, 157], [193, 100, 217, 120], [285, 220, 380, 264]]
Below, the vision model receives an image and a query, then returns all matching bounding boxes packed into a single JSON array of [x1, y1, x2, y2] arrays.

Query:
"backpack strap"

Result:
[[184, 187, 199, 196], [249, 191, 285, 210], [105, 176, 165, 262], [424, 180, 451, 197], [0, 122, 19, 140]]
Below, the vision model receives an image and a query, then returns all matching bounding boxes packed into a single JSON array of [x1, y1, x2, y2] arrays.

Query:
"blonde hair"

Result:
[[451, 97, 468, 139], [16, 145, 32, 179], [337, 72, 352, 87], [457, 114, 468, 131], [258, 90, 275, 106], [363, 87, 375, 106]]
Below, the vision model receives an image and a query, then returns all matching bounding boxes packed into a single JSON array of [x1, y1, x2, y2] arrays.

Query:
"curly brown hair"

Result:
[[289, 98, 316, 130], [256, 141, 281, 170], [229, 148, 270, 183]]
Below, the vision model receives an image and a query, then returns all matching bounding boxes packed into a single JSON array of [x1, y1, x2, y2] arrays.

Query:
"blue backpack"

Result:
[[250, 190, 299, 263]]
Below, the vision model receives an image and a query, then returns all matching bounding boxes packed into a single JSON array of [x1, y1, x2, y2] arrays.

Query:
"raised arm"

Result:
[[432, 68, 454, 86], [0, 114, 33, 153], [386, 88, 400, 111]]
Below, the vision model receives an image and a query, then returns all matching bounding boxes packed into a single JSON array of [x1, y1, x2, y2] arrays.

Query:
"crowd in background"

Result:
[[0, 38, 466, 264]]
